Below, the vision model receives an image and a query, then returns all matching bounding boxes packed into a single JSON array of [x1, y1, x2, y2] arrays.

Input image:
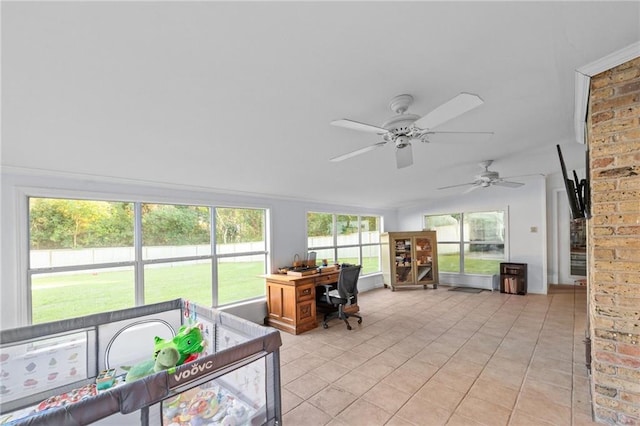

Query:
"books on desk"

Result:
[[287, 267, 318, 277], [286, 265, 339, 276]]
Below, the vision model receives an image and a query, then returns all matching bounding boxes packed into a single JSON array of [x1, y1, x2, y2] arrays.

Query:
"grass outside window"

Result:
[[32, 262, 265, 324]]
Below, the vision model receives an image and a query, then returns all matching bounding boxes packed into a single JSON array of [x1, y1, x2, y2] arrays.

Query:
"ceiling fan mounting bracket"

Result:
[[382, 94, 422, 135], [479, 159, 494, 169], [388, 94, 414, 114]]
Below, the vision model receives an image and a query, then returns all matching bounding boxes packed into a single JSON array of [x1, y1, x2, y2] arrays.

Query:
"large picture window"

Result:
[[28, 198, 268, 324], [307, 212, 381, 275], [424, 210, 505, 275]]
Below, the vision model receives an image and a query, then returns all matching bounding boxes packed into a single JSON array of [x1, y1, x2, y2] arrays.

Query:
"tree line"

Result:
[[29, 199, 379, 250], [29, 199, 265, 249]]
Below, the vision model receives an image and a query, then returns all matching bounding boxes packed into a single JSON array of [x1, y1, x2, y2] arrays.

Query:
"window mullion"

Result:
[[358, 216, 363, 265], [331, 214, 338, 262], [460, 213, 465, 273], [134, 202, 144, 306], [211, 208, 218, 307]]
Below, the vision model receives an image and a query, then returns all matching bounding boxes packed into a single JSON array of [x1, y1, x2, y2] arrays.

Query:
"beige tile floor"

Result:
[[278, 284, 596, 426]]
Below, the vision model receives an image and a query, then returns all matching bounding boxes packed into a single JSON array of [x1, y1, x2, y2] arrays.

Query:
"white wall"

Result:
[[1, 166, 581, 328], [395, 176, 548, 294], [0, 169, 395, 329]]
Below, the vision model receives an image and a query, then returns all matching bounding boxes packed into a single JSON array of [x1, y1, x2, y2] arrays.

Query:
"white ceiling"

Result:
[[2, 2, 639, 209]]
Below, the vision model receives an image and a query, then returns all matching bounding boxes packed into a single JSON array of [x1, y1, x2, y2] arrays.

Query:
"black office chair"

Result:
[[318, 264, 362, 330]]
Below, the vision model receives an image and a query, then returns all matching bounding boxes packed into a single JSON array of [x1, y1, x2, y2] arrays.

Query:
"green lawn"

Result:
[[438, 253, 501, 274], [32, 262, 265, 324], [32, 258, 379, 324], [32, 254, 495, 324]]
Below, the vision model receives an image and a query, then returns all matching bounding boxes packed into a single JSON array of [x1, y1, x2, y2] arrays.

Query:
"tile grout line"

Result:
[[508, 291, 575, 426], [331, 290, 494, 425], [384, 291, 530, 426], [280, 287, 588, 425], [302, 290, 498, 425], [445, 293, 552, 426]]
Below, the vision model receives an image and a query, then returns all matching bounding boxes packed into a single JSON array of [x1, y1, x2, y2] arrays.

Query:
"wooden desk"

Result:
[[262, 270, 358, 335]]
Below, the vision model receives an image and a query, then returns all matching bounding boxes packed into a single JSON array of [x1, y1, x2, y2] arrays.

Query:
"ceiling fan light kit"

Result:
[[329, 92, 490, 169]]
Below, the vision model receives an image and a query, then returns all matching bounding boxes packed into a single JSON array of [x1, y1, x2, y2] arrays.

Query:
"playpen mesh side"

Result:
[[1, 299, 282, 425]]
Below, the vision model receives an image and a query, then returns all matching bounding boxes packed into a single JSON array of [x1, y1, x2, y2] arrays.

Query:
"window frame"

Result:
[[424, 209, 508, 276], [306, 211, 382, 275], [25, 192, 270, 324]]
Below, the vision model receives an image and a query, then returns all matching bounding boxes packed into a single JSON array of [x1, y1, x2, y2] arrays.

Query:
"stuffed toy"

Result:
[[123, 347, 179, 382], [154, 324, 205, 366]]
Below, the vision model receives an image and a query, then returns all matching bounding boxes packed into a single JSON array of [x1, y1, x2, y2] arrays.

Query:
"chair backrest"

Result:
[[337, 265, 362, 300]]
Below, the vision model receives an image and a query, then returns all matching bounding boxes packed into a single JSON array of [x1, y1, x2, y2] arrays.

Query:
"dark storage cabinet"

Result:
[[500, 262, 527, 295]]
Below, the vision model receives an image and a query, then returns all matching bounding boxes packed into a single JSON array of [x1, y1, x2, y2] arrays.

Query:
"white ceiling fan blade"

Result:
[[330, 141, 386, 162], [437, 182, 475, 190], [419, 130, 494, 144], [463, 184, 483, 193], [422, 131, 494, 136], [420, 130, 495, 139], [395, 144, 413, 169], [330, 119, 388, 134], [413, 93, 484, 130], [501, 173, 545, 180], [494, 180, 524, 188]]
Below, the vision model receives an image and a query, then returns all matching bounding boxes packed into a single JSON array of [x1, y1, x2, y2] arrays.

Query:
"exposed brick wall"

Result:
[[589, 56, 640, 425]]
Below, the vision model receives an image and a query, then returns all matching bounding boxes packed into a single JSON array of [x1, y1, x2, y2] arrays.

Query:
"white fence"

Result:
[[30, 242, 266, 269], [307, 232, 379, 261], [32, 233, 382, 269]]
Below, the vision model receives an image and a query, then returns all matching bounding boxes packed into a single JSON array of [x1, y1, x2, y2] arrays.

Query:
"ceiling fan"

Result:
[[330, 93, 492, 169], [438, 160, 525, 193]]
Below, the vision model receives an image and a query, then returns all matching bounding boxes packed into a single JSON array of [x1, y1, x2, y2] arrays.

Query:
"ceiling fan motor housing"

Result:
[[383, 94, 423, 142], [480, 170, 500, 181], [382, 114, 421, 135]]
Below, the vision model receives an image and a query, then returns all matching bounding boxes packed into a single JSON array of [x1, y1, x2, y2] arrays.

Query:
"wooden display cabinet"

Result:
[[381, 231, 439, 291]]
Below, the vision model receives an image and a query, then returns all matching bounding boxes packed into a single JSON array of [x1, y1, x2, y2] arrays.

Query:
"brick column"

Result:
[[588, 56, 640, 424]]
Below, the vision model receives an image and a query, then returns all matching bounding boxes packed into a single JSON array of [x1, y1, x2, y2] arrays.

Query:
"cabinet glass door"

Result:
[[415, 237, 434, 283], [393, 237, 412, 283]]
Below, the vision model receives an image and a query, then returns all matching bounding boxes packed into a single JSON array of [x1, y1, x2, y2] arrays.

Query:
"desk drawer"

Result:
[[297, 300, 315, 323], [296, 283, 315, 302], [316, 273, 339, 285]]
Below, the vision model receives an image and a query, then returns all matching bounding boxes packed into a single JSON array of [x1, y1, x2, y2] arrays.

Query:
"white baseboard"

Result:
[[439, 273, 498, 291]]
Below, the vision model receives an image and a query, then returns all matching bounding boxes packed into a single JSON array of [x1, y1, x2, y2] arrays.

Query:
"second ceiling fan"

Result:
[[438, 160, 527, 193], [330, 92, 492, 169]]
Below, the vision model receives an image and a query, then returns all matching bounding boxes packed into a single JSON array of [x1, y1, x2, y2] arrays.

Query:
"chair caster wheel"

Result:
[[323, 323, 328, 329], [358, 319, 362, 324], [347, 325, 352, 330]]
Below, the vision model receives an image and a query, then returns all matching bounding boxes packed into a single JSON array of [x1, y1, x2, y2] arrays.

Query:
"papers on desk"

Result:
[[287, 267, 318, 276]]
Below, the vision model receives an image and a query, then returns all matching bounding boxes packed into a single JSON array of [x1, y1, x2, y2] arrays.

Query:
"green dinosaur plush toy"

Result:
[[153, 324, 205, 366], [123, 346, 180, 382]]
